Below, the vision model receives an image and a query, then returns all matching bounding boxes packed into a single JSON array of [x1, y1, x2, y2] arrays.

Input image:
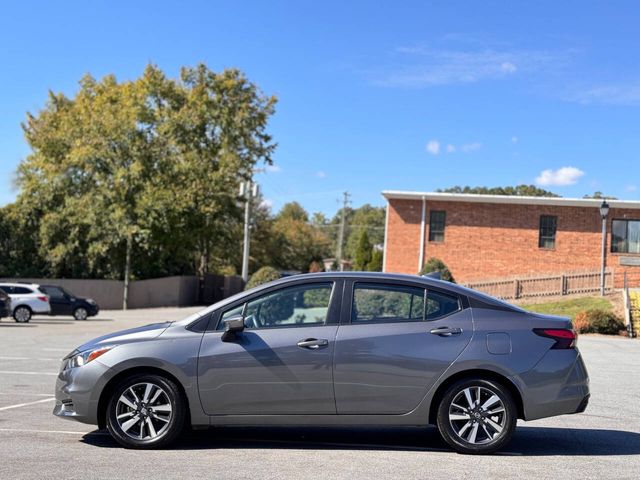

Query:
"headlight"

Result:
[[65, 345, 116, 370]]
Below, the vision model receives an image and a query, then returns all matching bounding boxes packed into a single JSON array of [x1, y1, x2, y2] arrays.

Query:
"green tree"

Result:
[[246, 265, 281, 289], [438, 185, 560, 197], [271, 202, 331, 272], [353, 230, 372, 270], [14, 64, 276, 306], [367, 249, 383, 272], [583, 191, 618, 200], [419, 257, 455, 282]]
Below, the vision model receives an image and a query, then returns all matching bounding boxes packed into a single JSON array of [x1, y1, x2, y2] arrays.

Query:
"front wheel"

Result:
[[13, 306, 32, 323], [106, 374, 186, 449], [73, 307, 88, 321], [436, 378, 517, 454]]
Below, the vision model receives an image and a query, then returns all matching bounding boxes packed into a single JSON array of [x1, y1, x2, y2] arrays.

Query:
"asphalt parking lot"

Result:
[[0, 308, 639, 480]]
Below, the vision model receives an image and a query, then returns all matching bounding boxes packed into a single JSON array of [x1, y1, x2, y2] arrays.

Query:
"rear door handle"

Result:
[[429, 326, 463, 336], [297, 338, 329, 349]]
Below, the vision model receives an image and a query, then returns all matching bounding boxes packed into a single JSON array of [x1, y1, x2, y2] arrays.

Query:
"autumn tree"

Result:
[[15, 64, 276, 306]]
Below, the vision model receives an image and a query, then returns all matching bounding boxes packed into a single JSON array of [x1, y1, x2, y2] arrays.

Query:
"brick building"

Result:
[[382, 191, 640, 287]]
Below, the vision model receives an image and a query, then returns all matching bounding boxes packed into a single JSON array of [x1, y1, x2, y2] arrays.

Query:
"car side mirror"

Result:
[[221, 315, 245, 342]]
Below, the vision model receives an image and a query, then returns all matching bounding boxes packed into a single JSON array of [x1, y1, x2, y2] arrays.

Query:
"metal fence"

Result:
[[463, 269, 614, 300]]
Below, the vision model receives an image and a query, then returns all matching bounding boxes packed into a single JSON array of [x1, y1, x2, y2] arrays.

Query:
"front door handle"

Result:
[[429, 326, 463, 336], [297, 338, 329, 349]]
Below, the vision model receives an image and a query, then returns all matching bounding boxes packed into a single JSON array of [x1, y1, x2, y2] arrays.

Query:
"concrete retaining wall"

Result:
[[1, 276, 202, 310]]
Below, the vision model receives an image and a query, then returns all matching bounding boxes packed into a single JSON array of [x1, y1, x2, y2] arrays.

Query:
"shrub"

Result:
[[245, 266, 281, 290], [586, 309, 625, 335], [572, 311, 591, 334], [573, 309, 625, 335], [419, 257, 455, 283]]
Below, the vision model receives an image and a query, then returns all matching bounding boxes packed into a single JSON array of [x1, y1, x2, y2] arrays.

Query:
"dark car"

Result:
[[39, 285, 99, 320], [0, 287, 11, 319]]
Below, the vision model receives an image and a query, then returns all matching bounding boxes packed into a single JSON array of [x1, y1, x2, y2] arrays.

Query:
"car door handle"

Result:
[[429, 326, 463, 336], [297, 338, 329, 349]]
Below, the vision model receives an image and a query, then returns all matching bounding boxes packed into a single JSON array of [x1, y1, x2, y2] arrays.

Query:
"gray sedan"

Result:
[[53, 272, 589, 454]]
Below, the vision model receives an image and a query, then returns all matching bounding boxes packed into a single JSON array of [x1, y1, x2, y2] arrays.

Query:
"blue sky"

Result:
[[1, 1, 639, 215]]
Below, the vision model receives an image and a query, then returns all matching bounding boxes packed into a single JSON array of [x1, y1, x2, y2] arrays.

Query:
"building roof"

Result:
[[381, 190, 640, 210]]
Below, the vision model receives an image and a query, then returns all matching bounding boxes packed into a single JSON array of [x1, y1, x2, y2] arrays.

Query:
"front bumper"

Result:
[[53, 360, 114, 425]]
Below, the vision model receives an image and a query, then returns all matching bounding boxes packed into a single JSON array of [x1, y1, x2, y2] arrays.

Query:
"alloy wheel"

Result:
[[74, 308, 88, 321], [448, 386, 507, 445], [14, 307, 31, 323], [115, 382, 173, 441]]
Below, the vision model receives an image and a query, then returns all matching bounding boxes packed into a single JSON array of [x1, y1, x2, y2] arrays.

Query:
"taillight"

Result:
[[533, 328, 577, 349], [37, 296, 48, 302]]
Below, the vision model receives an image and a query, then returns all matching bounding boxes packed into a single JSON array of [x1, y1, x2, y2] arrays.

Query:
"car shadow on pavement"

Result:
[[0, 323, 37, 327], [81, 425, 640, 456]]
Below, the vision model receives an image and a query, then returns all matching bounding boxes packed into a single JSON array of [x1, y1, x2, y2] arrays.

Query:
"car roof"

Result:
[[0, 282, 40, 288]]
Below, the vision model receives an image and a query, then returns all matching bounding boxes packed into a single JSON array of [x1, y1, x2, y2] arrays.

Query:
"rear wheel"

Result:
[[436, 378, 517, 454], [106, 374, 186, 449], [13, 306, 32, 323], [73, 307, 88, 321]]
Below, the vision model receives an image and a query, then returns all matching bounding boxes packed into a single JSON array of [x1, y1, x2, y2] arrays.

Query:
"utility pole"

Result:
[[240, 180, 259, 283], [336, 191, 350, 271]]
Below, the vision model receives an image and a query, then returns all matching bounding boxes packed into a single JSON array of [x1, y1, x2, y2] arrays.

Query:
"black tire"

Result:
[[436, 378, 517, 455], [13, 306, 32, 323], [73, 307, 88, 321], [106, 373, 186, 449]]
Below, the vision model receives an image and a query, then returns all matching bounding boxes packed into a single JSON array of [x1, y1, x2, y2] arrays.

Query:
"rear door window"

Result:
[[43, 287, 65, 299], [426, 290, 461, 320], [12, 287, 32, 295], [351, 283, 425, 324]]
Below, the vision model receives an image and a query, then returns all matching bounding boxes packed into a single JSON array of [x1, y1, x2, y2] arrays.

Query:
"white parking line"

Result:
[[0, 428, 104, 435], [0, 356, 60, 361], [0, 370, 57, 376], [0, 397, 55, 411], [0, 393, 54, 397]]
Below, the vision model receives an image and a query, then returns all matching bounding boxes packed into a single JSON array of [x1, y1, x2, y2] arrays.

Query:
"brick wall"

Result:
[[384, 199, 640, 287]]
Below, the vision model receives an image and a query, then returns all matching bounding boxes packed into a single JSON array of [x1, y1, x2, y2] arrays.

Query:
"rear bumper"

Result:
[[515, 348, 590, 421]]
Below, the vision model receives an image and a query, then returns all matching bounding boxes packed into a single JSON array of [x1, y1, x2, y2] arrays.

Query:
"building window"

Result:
[[429, 211, 446, 242], [612, 219, 640, 254], [539, 215, 557, 249]]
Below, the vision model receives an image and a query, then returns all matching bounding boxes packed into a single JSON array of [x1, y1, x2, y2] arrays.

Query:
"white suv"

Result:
[[0, 283, 51, 323]]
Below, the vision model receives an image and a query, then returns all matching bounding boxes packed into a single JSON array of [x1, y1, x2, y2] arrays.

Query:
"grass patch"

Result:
[[520, 296, 613, 320]]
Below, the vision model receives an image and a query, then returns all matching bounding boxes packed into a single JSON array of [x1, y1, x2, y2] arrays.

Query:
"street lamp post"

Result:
[[599, 200, 610, 296]]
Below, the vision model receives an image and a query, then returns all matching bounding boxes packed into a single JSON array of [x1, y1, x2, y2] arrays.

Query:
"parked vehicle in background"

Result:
[[53, 272, 589, 454], [39, 285, 99, 321], [0, 283, 50, 322], [0, 287, 11, 319]]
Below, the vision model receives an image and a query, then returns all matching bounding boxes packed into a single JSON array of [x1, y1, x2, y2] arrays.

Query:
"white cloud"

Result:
[[426, 140, 440, 155], [511, 136, 518, 144], [459, 142, 482, 153], [446, 144, 456, 153], [626, 184, 637, 192], [260, 198, 273, 209], [316, 170, 327, 178], [535, 166, 585, 186], [569, 83, 640, 106], [374, 47, 563, 88], [265, 164, 281, 173], [500, 62, 517, 74]]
